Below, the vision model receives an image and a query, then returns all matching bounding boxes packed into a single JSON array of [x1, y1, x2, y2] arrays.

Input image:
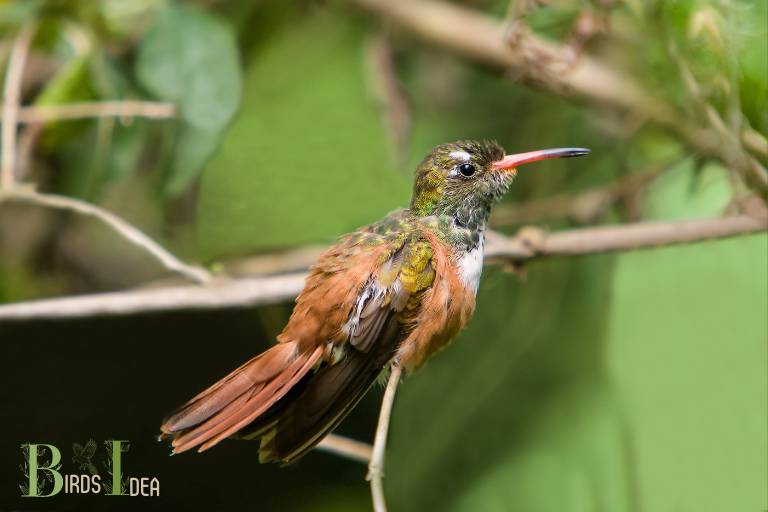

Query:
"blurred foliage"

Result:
[[0, 0, 766, 511], [197, 7, 410, 257], [136, 2, 241, 194]]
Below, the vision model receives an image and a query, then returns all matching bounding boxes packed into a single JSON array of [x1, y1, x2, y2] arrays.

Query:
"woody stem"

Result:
[[367, 363, 403, 512]]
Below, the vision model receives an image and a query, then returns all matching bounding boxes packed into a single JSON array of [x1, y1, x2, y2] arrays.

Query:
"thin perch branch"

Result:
[[1, 23, 36, 189], [368, 364, 403, 512], [316, 433, 373, 464], [16, 101, 177, 123], [0, 189, 211, 284], [0, 215, 764, 321], [484, 214, 767, 263]]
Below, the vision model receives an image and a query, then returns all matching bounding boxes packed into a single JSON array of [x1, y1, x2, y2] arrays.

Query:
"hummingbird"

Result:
[[160, 140, 589, 463]]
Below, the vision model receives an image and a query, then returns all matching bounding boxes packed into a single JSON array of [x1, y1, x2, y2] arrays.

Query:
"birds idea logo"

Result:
[[19, 439, 160, 497]]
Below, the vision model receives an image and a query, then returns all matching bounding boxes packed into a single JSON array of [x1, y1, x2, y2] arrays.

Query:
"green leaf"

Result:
[[135, 3, 241, 195], [33, 51, 97, 150], [165, 124, 222, 196], [135, 3, 241, 131], [35, 53, 93, 106], [196, 9, 410, 258]]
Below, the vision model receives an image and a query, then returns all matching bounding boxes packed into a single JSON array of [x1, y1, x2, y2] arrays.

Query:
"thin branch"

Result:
[[0, 273, 306, 321], [484, 214, 767, 263], [367, 364, 403, 512], [316, 433, 373, 464], [1, 23, 36, 189], [0, 215, 764, 322], [0, 189, 211, 284], [16, 101, 177, 124]]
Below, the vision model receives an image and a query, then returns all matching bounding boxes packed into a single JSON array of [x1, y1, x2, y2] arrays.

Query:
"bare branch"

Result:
[[367, 364, 402, 512], [0, 215, 764, 322], [0, 273, 306, 321], [16, 101, 177, 124], [484, 214, 767, 263], [0, 189, 212, 284], [316, 433, 373, 464], [1, 23, 36, 189]]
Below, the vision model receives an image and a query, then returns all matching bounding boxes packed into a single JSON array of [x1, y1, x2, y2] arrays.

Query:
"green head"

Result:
[[410, 140, 589, 227]]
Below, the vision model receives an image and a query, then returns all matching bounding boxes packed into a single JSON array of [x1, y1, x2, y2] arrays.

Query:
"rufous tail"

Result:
[[161, 322, 401, 463], [160, 341, 322, 454]]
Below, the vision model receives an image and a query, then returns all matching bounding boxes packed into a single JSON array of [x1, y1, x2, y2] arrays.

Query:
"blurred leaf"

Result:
[[165, 124, 222, 196], [35, 53, 93, 106], [104, 120, 147, 184], [34, 51, 97, 150], [0, 0, 41, 31], [89, 50, 130, 99], [135, 3, 241, 130], [135, 3, 241, 195], [98, 0, 163, 40], [196, 8, 410, 258]]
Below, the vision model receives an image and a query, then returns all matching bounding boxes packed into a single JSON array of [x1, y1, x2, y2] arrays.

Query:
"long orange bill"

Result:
[[491, 147, 590, 171]]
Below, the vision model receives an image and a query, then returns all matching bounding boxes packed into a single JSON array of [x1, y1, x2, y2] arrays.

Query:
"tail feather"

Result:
[[160, 319, 402, 463], [160, 342, 322, 454], [162, 341, 296, 432], [197, 349, 321, 451]]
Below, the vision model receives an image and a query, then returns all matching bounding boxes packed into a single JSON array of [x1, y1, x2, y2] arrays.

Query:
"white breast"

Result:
[[457, 241, 484, 295]]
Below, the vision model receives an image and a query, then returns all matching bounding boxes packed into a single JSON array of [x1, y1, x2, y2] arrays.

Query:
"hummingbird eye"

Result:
[[458, 163, 476, 177]]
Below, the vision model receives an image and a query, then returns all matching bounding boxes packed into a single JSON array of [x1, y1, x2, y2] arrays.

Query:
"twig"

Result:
[[0, 189, 211, 284], [1, 23, 36, 189], [0, 215, 764, 321], [485, 214, 767, 265], [316, 433, 373, 464], [16, 101, 177, 124], [0, 272, 306, 321], [367, 364, 402, 512]]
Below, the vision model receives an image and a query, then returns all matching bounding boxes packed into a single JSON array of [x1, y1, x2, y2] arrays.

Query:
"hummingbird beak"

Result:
[[491, 147, 590, 172]]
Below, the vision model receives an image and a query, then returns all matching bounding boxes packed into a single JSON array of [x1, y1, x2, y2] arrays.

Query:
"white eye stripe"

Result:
[[449, 150, 471, 161]]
